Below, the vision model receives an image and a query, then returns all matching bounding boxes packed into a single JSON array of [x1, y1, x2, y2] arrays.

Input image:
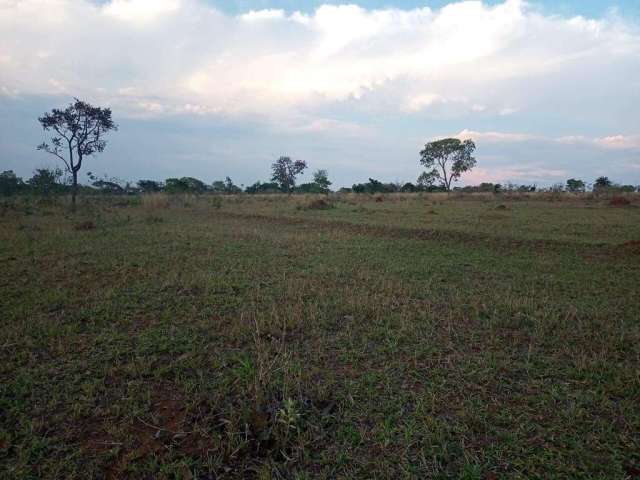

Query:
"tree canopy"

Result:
[[271, 156, 308, 193], [37, 99, 117, 208], [419, 138, 476, 191]]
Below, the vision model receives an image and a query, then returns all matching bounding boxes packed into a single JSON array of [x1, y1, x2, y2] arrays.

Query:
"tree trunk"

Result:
[[71, 170, 78, 211]]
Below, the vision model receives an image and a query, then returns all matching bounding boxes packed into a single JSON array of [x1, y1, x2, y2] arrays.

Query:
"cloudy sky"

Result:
[[1, 0, 639, 188]]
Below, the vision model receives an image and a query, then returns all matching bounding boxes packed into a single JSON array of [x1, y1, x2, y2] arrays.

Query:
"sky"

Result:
[[1, 0, 639, 188]]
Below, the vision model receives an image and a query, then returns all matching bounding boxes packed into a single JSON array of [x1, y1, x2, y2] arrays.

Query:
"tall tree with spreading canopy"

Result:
[[419, 138, 476, 191], [37, 99, 117, 209], [271, 156, 308, 193]]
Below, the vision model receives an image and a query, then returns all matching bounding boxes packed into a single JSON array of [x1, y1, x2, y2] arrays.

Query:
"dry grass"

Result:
[[140, 193, 170, 209]]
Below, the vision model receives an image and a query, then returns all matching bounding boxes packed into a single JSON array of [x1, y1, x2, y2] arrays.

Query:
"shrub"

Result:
[[610, 196, 631, 206], [298, 198, 334, 210], [210, 196, 222, 209], [0, 170, 24, 196], [74, 220, 96, 231]]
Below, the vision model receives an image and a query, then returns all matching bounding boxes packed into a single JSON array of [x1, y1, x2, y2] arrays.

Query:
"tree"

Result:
[[566, 178, 586, 193], [37, 99, 117, 209], [165, 177, 208, 193], [27, 168, 66, 196], [400, 182, 418, 193], [211, 180, 226, 193], [245, 181, 280, 194], [352, 178, 390, 194], [211, 177, 241, 194], [312, 169, 332, 194], [296, 182, 325, 193], [137, 180, 163, 193], [224, 176, 242, 194], [0, 170, 24, 196], [271, 156, 307, 193], [419, 138, 476, 191], [594, 176, 612, 191], [87, 172, 126, 194]]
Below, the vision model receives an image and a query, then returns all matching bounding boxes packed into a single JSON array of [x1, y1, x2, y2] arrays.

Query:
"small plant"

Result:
[[145, 215, 164, 224], [210, 196, 222, 209], [277, 398, 301, 435]]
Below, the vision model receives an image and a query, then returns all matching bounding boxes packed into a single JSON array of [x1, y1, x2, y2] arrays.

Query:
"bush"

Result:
[[0, 170, 24, 196], [210, 196, 222, 209], [74, 221, 96, 231], [610, 196, 631, 206], [298, 198, 334, 210]]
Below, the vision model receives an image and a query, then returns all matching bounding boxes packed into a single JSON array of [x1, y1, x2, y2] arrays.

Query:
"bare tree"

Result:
[[38, 98, 117, 209], [419, 138, 476, 191]]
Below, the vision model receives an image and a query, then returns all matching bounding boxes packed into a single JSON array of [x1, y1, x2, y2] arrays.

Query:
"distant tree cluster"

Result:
[[5, 168, 637, 199], [15, 99, 638, 207]]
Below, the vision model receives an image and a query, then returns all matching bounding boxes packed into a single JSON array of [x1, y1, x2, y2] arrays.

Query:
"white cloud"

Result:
[[455, 129, 539, 143], [282, 117, 371, 137], [240, 9, 286, 22], [465, 166, 568, 184], [1, 0, 638, 120], [405, 93, 446, 112], [557, 134, 640, 150], [102, 0, 180, 23]]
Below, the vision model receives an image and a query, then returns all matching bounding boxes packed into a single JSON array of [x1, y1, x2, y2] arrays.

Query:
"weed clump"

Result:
[[145, 215, 164, 224], [299, 198, 334, 210], [610, 196, 631, 206], [74, 220, 96, 231], [210, 196, 222, 209], [619, 240, 640, 255]]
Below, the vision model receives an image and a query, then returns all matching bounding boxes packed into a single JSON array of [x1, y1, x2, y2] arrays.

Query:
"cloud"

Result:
[[453, 130, 640, 151], [558, 134, 640, 150], [103, 0, 180, 23], [1, 0, 638, 120], [465, 166, 568, 184], [240, 9, 286, 22], [455, 129, 539, 143], [1, 0, 640, 187]]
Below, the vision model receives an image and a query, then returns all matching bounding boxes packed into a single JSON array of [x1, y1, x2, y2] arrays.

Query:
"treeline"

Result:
[[1, 168, 638, 197], [0, 168, 332, 196]]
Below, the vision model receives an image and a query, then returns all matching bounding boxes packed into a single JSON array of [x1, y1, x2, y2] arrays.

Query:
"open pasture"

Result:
[[1, 193, 639, 479]]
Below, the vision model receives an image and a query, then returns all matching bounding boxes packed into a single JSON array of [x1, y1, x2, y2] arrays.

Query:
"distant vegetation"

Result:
[[2, 168, 638, 198], [3, 99, 639, 201]]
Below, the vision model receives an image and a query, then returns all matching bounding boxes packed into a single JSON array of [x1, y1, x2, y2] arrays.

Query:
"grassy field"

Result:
[[1, 193, 639, 479]]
